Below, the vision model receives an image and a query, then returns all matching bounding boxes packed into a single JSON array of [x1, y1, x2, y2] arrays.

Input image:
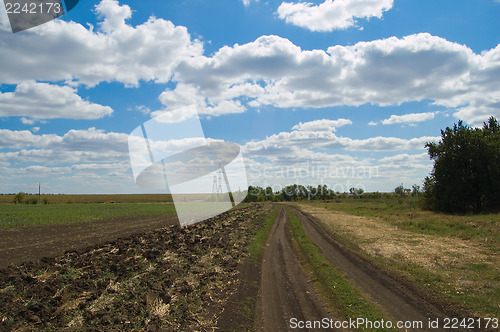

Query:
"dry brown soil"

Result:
[[0, 204, 271, 331]]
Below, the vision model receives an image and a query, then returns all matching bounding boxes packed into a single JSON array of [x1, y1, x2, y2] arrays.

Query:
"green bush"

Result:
[[25, 197, 38, 204], [13, 192, 25, 204]]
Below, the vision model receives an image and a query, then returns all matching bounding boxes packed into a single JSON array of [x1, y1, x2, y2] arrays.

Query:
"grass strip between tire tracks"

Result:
[[248, 205, 280, 262], [286, 207, 396, 332]]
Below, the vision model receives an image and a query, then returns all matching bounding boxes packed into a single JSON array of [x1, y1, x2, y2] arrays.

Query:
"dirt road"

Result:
[[0, 215, 178, 267], [254, 207, 337, 332], [254, 205, 467, 331], [290, 206, 463, 331]]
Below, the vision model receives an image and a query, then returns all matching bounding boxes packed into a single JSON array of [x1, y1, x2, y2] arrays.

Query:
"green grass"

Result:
[[247, 205, 279, 261], [286, 207, 395, 331], [314, 197, 500, 245], [0, 203, 176, 229], [382, 256, 500, 319]]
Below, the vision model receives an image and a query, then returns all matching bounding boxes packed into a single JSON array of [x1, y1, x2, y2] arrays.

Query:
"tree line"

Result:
[[243, 184, 393, 202]]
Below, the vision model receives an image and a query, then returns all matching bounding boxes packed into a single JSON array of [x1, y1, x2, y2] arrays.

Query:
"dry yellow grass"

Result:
[[296, 203, 500, 317]]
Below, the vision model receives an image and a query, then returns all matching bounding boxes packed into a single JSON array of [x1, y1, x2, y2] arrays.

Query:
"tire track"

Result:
[[254, 206, 338, 332], [290, 206, 467, 331]]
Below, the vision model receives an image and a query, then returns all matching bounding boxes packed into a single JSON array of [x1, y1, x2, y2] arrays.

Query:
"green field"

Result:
[[0, 203, 176, 229]]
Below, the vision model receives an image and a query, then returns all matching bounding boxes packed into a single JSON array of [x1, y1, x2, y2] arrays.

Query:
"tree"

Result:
[[423, 117, 500, 213], [349, 187, 364, 198], [394, 185, 405, 196], [411, 184, 421, 196]]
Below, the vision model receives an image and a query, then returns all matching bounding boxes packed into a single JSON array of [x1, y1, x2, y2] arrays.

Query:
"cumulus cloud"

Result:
[[277, 0, 394, 32], [292, 119, 352, 131], [0, 81, 113, 120], [243, 124, 439, 158], [0, 126, 134, 192], [0, 0, 203, 87], [381, 112, 435, 125], [240, 120, 437, 191], [167, 33, 499, 126], [3, 2, 497, 125], [243, 142, 434, 192], [0, 129, 61, 149], [378, 153, 429, 165], [150, 104, 199, 124], [0, 127, 129, 154]]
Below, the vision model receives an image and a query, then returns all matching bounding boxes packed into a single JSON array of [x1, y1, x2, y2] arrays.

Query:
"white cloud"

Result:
[[0, 129, 61, 149], [292, 118, 352, 131], [378, 153, 429, 165], [134, 105, 151, 114], [20, 118, 36, 125], [243, 145, 433, 192], [277, 0, 394, 32], [167, 33, 499, 126], [240, 121, 437, 191], [243, 125, 439, 157], [0, 0, 203, 87], [156, 83, 248, 117], [2, 2, 497, 126], [381, 112, 435, 125], [0, 127, 129, 153], [368, 121, 378, 126], [0, 81, 113, 120], [150, 105, 199, 123]]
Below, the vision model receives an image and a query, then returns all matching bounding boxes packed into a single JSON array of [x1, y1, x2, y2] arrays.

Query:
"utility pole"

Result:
[[38, 182, 41, 202]]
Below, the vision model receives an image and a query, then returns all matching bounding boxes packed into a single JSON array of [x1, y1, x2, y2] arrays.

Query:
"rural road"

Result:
[[254, 206, 338, 331], [290, 206, 472, 332], [291, 207, 445, 323], [255, 205, 466, 332]]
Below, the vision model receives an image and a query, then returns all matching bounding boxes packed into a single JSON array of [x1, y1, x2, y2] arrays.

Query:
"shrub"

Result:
[[25, 197, 38, 204], [13, 192, 25, 204]]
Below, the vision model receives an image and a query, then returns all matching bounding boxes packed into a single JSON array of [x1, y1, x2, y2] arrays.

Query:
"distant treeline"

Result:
[[1, 194, 173, 204], [243, 184, 388, 202]]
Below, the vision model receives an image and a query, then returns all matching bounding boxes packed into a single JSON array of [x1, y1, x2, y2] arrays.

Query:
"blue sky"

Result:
[[1, 0, 499, 194]]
